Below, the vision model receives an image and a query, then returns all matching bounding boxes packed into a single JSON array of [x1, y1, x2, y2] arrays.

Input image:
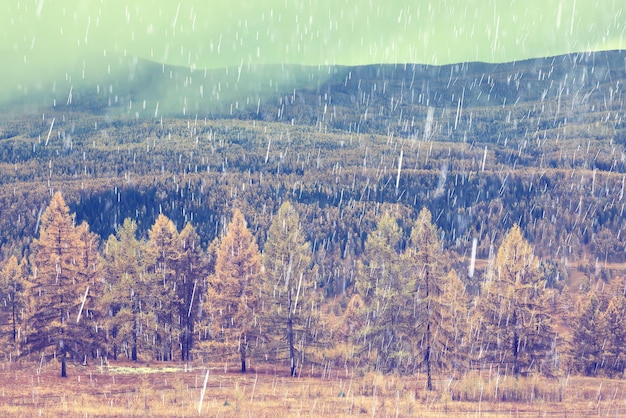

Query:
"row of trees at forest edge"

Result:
[[1, 192, 625, 385]]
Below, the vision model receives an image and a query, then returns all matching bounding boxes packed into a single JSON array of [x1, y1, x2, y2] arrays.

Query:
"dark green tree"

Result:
[[569, 290, 605, 376], [354, 213, 410, 373], [261, 202, 316, 377], [146, 214, 181, 361], [407, 208, 467, 389], [177, 223, 207, 361], [102, 218, 149, 362]]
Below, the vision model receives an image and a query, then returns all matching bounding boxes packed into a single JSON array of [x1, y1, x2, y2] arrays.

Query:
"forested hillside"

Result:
[[1, 50, 626, 382]]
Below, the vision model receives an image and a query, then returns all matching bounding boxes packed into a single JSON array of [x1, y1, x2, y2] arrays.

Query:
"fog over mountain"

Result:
[[1, 0, 624, 105]]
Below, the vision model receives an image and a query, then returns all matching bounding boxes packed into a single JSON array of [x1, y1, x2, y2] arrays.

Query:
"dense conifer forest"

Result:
[[1, 50, 626, 383]]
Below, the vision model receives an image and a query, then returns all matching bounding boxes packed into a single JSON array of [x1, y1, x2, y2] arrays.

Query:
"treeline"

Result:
[[1, 192, 624, 385], [2, 54, 626, 271], [2, 115, 626, 270]]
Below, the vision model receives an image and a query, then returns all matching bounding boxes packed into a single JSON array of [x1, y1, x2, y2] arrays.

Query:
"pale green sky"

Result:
[[1, 0, 624, 102]]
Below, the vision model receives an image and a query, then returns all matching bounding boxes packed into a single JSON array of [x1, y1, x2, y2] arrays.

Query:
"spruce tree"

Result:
[[146, 214, 181, 361], [102, 218, 148, 361], [407, 208, 467, 389], [177, 223, 207, 361], [261, 201, 315, 377], [355, 213, 409, 373], [569, 290, 605, 376]]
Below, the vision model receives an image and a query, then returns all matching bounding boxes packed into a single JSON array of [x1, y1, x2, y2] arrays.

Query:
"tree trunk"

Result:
[[181, 326, 189, 361], [288, 315, 296, 377], [288, 292, 296, 377], [240, 343, 247, 373], [132, 321, 138, 362], [513, 311, 520, 378], [425, 264, 433, 390], [426, 324, 432, 391], [61, 350, 67, 378], [11, 298, 16, 343]]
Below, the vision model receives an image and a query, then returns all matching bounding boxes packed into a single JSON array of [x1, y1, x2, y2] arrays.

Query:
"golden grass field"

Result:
[[1, 360, 626, 417]]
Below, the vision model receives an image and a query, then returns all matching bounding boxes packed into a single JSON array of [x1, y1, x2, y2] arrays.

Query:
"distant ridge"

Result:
[[4, 50, 626, 141], [1, 50, 625, 267]]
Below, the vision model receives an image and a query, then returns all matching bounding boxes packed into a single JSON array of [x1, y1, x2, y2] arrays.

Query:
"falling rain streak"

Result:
[[0, 2, 624, 415]]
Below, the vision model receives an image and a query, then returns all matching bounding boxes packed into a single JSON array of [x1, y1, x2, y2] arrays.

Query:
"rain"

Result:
[[0, 0, 625, 416]]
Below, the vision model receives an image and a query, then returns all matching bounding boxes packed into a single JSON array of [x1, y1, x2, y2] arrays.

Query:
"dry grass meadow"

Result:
[[0, 360, 626, 417]]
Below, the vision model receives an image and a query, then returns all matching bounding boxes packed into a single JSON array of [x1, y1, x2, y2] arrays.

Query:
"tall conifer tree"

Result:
[[0, 255, 27, 357], [569, 290, 606, 376], [477, 224, 556, 377], [103, 218, 148, 361], [177, 223, 207, 361], [26, 192, 98, 377], [204, 209, 262, 372], [261, 202, 315, 377], [74, 221, 105, 362], [408, 208, 467, 389], [600, 294, 626, 375], [146, 214, 181, 361], [355, 213, 409, 373]]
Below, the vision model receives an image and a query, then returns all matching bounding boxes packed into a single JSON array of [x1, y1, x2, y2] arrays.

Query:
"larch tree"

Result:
[[261, 201, 316, 377], [354, 213, 409, 373], [146, 214, 181, 361], [407, 207, 466, 390], [569, 290, 605, 376], [204, 209, 263, 372], [0, 255, 27, 357], [177, 223, 207, 361], [102, 218, 148, 361], [25, 192, 98, 377], [74, 221, 105, 363], [196, 237, 219, 348], [439, 270, 469, 373], [477, 224, 556, 377], [334, 293, 367, 369], [600, 294, 626, 375]]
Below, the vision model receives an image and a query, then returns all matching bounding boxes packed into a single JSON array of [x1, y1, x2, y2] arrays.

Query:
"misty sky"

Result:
[[1, 0, 624, 102]]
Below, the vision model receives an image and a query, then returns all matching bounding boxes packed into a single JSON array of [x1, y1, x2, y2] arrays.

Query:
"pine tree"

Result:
[[569, 290, 605, 376], [204, 209, 262, 372], [477, 224, 556, 377], [600, 294, 626, 375], [354, 213, 409, 373], [261, 201, 316, 377], [407, 208, 467, 389], [25, 192, 98, 377], [102, 218, 148, 361], [74, 221, 105, 363], [0, 255, 27, 358], [439, 270, 469, 373], [146, 214, 181, 361], [177, 223, 207, 361]]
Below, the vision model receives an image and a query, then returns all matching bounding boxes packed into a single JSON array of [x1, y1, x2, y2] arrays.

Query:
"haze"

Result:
[[1, 0, 624, 105]]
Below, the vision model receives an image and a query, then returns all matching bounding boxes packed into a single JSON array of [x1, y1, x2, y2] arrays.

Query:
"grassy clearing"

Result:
[[1, 361, 626, 417]]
